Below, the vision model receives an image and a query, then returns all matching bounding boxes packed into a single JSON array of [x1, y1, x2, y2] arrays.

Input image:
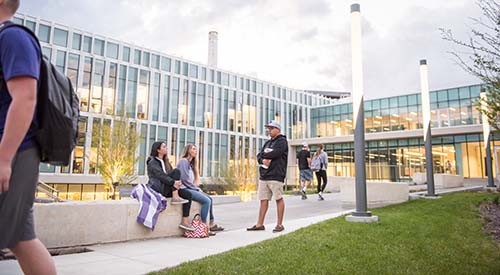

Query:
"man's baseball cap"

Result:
[[302, 142, 308, 147], [265, 120, 281, 130]]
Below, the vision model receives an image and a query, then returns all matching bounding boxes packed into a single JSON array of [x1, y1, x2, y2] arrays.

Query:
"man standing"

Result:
[[296, 143, 312, 200], [247, 120, 288, 233], [0, 1, 56, 274]]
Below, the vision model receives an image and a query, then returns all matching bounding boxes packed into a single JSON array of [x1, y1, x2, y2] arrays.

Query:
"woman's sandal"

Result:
[[209, 224, 224, 232]]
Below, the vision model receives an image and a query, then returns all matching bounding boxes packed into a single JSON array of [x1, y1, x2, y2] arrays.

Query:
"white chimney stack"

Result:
[[208, 31, 218, 68]]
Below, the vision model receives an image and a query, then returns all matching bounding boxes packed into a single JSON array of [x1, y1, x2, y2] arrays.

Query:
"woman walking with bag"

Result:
[[311, 144, 328, 201]]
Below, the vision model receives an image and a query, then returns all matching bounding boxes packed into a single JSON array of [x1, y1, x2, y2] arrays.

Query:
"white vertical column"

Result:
[[208, 31, 218, 68]]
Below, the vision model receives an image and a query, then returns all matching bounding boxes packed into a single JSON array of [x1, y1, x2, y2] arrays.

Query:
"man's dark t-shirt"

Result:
[[297, 150, 311, 170]]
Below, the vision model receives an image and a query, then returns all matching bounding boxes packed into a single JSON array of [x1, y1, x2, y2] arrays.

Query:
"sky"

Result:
[[19, 0, 484, 99]]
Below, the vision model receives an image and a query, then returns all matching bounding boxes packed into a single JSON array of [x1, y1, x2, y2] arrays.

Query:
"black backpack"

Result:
[[0, 23, 79, 166]]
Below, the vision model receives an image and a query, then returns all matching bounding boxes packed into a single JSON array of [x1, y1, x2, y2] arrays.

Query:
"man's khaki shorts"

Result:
[[258, 180, 284, 201]]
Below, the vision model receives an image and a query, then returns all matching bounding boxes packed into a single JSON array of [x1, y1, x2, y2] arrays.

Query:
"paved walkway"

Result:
[[0, 193, 354, 275]]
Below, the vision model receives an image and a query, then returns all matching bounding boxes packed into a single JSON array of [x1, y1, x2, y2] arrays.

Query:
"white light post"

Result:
[[345, 3, 378, 223], [419, 60, 437, 197]]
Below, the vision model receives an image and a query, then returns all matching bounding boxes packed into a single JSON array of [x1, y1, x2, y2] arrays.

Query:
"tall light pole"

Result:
[[480, 90, 495, 188], [419, 60, 437, 197], [346, 3, 378, 223]]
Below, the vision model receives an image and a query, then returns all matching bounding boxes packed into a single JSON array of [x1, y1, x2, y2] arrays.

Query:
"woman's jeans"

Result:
[[185, 189, 214, 223], [315, 170, 328, 193]]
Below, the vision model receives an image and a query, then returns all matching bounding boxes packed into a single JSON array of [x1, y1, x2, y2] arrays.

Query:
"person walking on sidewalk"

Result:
[[311, 144, 328, 201], [146, 141, 194, 232], [0, 1, 56, 274], [248, 120, 288, 233], [297, 142, 312, 200]]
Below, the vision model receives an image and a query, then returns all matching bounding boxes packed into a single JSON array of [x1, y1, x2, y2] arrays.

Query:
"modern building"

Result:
[[11, 14, 499, 200]]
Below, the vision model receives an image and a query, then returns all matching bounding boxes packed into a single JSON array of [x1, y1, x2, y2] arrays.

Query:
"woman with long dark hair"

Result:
[[147, 141, 194, 231], [177, 144, 224, 235]]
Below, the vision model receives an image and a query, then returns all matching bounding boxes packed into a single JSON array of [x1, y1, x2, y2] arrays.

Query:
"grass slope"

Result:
[[153, 192, 500, 275]]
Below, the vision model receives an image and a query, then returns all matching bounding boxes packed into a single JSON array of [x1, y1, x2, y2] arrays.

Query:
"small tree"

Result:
[[441, 0, 500, 130], [93, 112, 141, 199]]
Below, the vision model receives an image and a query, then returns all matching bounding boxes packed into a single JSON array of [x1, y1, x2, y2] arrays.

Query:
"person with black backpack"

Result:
[[0, 1, 56, 274]]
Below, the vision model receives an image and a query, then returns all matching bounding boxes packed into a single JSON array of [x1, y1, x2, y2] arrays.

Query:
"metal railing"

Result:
[[37, 180, 64, 202]]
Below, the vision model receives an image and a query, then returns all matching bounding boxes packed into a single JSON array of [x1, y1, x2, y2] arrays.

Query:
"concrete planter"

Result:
[[434, 174, 464, 188], [34, 199, 203, 249], [340, 181, 409, 207]]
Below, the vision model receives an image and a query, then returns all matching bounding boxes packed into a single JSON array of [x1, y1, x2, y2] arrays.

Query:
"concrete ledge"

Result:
[[434, 174, 464, 188], [324, 176, 354, 193], [340, 181, 409, 207], [211, 195, 241, 204], [34, 199, 202, 249], [345, 214, 379, 223], [411, 172, 426, 185]]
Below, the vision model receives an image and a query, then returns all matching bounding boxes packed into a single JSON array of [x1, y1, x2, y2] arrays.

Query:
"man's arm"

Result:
[[261, 138, 287, 159], [0, 77, 37, 193]]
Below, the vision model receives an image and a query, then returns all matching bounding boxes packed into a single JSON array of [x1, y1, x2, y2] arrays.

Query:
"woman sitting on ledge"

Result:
[[147, 141, 194, 232], [177, 144, 224, 235]]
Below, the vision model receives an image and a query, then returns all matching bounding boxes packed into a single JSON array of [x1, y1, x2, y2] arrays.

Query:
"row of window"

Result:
[[13, 15, 333, 106]]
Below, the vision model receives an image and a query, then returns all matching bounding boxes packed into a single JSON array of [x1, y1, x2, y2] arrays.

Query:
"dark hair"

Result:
[[149, 141, 172, 170]]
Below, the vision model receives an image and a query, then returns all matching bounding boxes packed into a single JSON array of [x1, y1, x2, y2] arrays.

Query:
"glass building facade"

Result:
[[13, 14, 335, 200], [13, 14, 500, 200], [307, 84, 500, 182]]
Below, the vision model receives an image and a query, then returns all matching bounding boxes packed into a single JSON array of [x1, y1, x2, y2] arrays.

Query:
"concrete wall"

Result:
[[340, 180, 409, 207], [434, 174, 464, 188], [324, 176, 354, 192], [34, 199, 203, 249]]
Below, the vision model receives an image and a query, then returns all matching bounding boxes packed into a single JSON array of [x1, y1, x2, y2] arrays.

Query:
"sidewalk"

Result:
[[0, 193, 354, 275]]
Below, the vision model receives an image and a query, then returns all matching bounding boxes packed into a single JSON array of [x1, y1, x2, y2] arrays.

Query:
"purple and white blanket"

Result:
[[131, 184, 167, 230]]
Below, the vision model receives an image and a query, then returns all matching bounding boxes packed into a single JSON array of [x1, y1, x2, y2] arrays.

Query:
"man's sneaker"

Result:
[[318, 194, 325, 201], [179, 223, 195, 231], [171, 198, 189, 204]]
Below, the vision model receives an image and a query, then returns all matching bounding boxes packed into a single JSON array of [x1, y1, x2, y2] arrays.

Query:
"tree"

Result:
[[93, 112, 141, 199], [441, 0, 500, 130]]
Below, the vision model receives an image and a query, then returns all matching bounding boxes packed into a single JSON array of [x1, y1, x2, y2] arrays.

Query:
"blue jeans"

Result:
[[185, 189, 214, 223]]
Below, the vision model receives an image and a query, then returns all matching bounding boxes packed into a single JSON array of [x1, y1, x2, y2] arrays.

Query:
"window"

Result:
[[53, 28, 68, 47], [161, 57, 171, 72], [122, 46, 130, 62], [72, 33, 81, 50], [82, 36, 92, 53], [13, 17, 23, 25], [106, 42, 119, 59], [134, 49, 141, 65], [142, 51, 150, 67], [151, 54, 160, 69], [93, 38, 105, 56], [38, 24, 51, 43], [25, 20, 36, 32], [189, 64, 198, 78], [55, 50, 66, 73]]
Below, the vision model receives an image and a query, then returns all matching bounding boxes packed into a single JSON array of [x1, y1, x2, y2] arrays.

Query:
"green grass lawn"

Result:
[[152, 192, 500, 275]]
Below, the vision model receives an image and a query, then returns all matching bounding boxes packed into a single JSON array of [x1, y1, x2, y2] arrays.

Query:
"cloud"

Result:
[[17, 0, 485, 99]]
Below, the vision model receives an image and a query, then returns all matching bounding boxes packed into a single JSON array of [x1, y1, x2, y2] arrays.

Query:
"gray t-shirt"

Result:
[[176, 158, 199, 190]]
